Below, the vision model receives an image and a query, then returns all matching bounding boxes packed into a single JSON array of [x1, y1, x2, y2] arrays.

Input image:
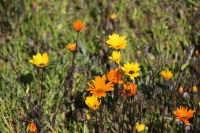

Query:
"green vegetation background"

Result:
[[0, 0, 200, 132]]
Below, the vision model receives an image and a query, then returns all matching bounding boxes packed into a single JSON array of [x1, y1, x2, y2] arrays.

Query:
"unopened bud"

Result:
[[86, 113, 91, 120], [178, 86, 183, 97], [136, 50, 141, 58], [195, 50, 199, 56], [33, 1, 37, 11], [192, 86, 198, 95]]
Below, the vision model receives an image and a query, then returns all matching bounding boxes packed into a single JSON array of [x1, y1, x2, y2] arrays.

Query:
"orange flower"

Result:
[[107, 68, 124, 84], [67, 43, 76, 52], [33, 1, 37, 10], [33, 2, 36, 7], [195, 50, 199, 56], [120, 82, 137, 97], [87, 75, 114, 98], [29, 122, 37, 133], [73, 20, 84, 32], [173, 106, 195, 125], [178, 86, 183, 97]]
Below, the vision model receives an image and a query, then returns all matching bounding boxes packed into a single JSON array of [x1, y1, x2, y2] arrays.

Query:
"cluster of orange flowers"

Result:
[[85, 32, 140, 115]]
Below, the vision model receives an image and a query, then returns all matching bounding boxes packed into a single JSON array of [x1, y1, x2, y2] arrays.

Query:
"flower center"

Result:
[[125, 89, 131, 94], [39, 63, 44, 66], [180, 116, 187, 119], [129, 71, 134, 74], [96, 88, 103, 93]]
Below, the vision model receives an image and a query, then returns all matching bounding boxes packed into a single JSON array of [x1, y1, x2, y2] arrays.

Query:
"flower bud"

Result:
[[178, 86, 183, 97], [192, 86, 198, 95]]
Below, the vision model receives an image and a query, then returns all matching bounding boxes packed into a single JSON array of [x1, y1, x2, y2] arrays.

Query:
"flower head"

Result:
[[87, 75, 114, 98], [107, 68, 124, 84], [67, 43, 76, 52], [136, 123, 145, 132], [106, 34, 127, 50], [109, 13, 117, 20], [161, 70, 173, 81], [73, 20, 84, 32], [136, 50, 141, 58], [109, 51, 121, 64], [85, 95, 101, 111], [33, 1, 37, 11], [29, 122, 37, 133], [173, 106, 195, 125], [30, 53, 49, 68], [120, 82, 137, 97], [192, 86, 198, 94], [178, 86, 183, 97], [121, 62, 140, 80], [86, 113, 91, 120], [195, 50, 199, 56]]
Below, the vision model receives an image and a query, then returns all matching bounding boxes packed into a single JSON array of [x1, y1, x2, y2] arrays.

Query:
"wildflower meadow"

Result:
[[1, 0, 200, 133]]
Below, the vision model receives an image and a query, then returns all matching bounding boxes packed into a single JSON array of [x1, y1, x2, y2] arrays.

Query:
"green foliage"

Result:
[[0, 0, 200, 132]]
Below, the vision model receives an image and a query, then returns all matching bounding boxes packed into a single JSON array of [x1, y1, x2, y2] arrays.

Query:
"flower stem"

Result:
[[68, 32, 80, 90], [39, 68, 44, 107], [182, 123, 185, 133]]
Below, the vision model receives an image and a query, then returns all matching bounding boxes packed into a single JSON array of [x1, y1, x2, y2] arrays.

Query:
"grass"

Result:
[[0, 0, 200, 132]]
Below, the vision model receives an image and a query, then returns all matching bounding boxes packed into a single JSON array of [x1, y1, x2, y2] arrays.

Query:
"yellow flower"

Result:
[[136, 50, 141, 58], [173, 106, 195, 125], [136, 123, 145, 132], [137, 50, 141, 55], [85, 95, 101, 111], [199, 102, 200, 107], [53, 131, 57, 133], [121, 62, 140, 80], [109, 51, 121, 64], [161, 70, 173, 81], [192, 86, 198, 93], [109, 13, 117, 20], [106, 34, 127, 50], [86, 113, 91, 120], [30, 53, 49, 68], [67, 43, 76, 52]]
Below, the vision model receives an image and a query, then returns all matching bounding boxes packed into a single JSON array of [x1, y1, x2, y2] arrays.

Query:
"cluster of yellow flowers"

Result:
[[85, 33, 141, 110], [106, 33, 141, 80], [83, 33, 145, 131]]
